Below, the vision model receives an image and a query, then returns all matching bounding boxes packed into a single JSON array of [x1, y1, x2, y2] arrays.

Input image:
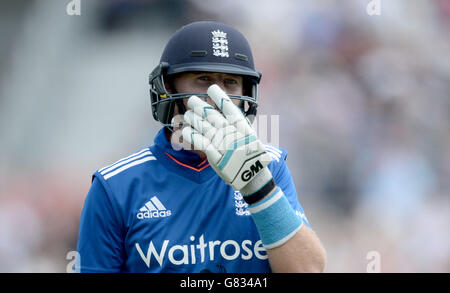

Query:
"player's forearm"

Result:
[[246, 183, 327, 273], [266, 224, 327, 273]]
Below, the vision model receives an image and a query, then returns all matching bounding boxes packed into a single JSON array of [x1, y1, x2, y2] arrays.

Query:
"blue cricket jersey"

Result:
[[76, 128, 310, 273]]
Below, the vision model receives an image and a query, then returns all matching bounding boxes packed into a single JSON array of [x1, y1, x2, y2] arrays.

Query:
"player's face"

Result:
[[168, 72, 244, 111], [166, 72, 245, 157], [172, 72, 244, 96]]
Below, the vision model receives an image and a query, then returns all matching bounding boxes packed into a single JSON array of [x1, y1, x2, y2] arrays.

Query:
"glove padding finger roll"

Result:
[[207, 84, 256, 136], [187, 95, 228, 129], [182, 84, 273, 191], [181, 126, 222, 164], [184, 110, 217, 141], [185, 109, 245, 154]]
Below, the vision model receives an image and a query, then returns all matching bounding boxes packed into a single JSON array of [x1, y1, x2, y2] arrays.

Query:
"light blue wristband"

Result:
[[247, 187, 303, 249]]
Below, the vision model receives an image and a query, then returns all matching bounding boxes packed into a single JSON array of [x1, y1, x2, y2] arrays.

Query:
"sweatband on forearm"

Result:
[[247, 187, 303, 249]]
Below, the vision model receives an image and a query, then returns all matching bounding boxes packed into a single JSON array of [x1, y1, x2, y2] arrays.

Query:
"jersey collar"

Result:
[[150, 128, 217, 183]]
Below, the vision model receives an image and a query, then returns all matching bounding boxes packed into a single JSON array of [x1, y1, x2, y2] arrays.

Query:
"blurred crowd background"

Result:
[[0, 0, 448, 273]]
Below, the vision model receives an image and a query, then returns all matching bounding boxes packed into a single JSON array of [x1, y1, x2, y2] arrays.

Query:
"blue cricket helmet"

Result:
[[149, 21, 262, 126]]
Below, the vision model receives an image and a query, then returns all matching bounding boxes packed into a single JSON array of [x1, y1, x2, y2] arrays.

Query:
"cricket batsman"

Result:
[[76, 21, 326, 273]]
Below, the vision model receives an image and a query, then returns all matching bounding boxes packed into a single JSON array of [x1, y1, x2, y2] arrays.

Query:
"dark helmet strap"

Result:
[[166, 78, 187, 116], [175, 99, 187, 116]]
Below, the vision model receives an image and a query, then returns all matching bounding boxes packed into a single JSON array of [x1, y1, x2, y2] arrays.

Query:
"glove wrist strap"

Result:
[[240, 168, 276, 204]]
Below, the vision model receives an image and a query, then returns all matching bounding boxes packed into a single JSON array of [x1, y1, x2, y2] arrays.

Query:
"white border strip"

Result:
[[101, 150, 151, 175], [264, 145, 282, 155], [266, 149, 281, 158], [247, 189, 283, 214], [99, 148, 150, 173], [104, 156, 156, 180], [266, 150, 281, 160]]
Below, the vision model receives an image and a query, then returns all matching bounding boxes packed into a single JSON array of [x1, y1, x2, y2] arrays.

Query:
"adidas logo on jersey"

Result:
[[137, 196, 172, 219]]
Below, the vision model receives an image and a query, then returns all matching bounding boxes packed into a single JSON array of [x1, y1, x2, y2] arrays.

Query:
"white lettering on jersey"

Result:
[[135, 240, 169, 268], [135, 234, 268, 269]]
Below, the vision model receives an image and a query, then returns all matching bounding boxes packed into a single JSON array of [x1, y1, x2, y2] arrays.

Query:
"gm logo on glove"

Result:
[[241, 160, 264, 182]]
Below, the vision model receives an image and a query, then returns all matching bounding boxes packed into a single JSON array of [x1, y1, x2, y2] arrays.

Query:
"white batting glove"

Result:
[[182, 84, 273, 193]]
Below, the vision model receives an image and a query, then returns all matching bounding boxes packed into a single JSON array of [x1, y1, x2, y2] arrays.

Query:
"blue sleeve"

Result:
[[76, 175, 125, 272], [268, 147, 312, 228]]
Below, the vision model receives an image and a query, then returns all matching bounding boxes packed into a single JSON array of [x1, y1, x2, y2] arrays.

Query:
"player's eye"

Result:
[[198, 76, 210, 82], [225, 78, 238, 85]]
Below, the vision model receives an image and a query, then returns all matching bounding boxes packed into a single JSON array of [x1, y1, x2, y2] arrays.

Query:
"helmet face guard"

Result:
[[149, 62, 261, 126], [148, 21, 262, 128]]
